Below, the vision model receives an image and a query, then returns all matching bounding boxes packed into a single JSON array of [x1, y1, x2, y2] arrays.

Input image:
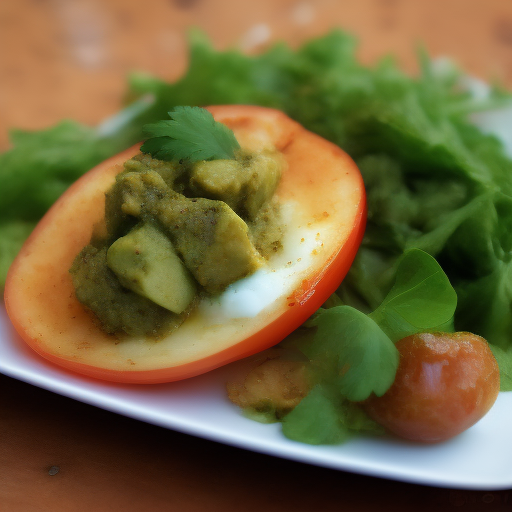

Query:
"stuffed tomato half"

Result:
[[5, 105, 366, 383]]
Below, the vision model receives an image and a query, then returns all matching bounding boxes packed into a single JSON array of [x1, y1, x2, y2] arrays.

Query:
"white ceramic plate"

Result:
[[1, 306, 512, 490]]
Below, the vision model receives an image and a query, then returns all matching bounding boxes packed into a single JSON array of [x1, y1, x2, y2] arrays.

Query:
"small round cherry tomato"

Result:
[[364, 332, 500, 443]]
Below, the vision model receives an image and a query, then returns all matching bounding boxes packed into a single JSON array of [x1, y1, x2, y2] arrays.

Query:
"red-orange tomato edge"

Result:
[[4, 106, 366, 383]]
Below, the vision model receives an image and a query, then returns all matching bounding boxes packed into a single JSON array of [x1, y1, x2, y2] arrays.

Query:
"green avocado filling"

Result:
[[70, 150, 284, 338]]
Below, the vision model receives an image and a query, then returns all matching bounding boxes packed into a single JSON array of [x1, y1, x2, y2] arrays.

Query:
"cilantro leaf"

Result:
[[304, 306, 400, 402], [281, 384, 384, 445], [369, 249, 458, 341], [281, 385, 350, 445], [141, 106, 240, 162]]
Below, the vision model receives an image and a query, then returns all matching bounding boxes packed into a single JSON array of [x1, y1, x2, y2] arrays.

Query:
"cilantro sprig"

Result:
[[141, 106, 240, 162]]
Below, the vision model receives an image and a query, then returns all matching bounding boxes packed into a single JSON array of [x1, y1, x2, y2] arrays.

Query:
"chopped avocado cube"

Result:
[[123, 153, 188, 193], [190, 151, 281, 220], [243, 151, 282, 220], [106, 223, 196, 314], [159, 197, 264, 294], [110, 169, 264, 293], [190, 159, 245, 212], [70, 245, 181, 337]]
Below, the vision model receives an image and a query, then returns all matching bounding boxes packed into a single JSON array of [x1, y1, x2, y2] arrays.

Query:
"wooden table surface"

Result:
[[1, 1, 512, 510]]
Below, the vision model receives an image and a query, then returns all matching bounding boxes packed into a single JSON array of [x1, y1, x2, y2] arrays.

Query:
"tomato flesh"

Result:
[[364, 332, 500, 443], [4, 106, 366, 383]]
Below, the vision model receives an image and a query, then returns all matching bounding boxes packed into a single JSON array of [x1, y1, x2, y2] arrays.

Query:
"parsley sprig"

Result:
[[141, 106, 240, 162]]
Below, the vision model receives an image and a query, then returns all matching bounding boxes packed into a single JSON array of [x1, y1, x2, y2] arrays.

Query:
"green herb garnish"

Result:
[[368, 248, 457, 341], [140, 106, 240, 162], [282, 384, 383, 445], [305, 306, 399, 402]]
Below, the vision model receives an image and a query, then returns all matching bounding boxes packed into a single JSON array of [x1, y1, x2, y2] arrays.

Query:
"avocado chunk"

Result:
[[189, 159, 244, 210], [190, 151, 282, 220], [106, 223, 196, 314], [114, 170, 264, 294], [71, 150, 284, 338], [158, 196, 264, 294], [70, 245, 181, 337]]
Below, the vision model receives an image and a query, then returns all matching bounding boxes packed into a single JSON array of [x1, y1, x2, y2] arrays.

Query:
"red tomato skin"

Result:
[[4, 105, 366, 383], [364, 332, 500, 443]]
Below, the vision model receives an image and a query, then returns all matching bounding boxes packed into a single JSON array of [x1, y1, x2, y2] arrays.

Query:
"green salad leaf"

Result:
[[281, 384, 384, 445], [369, 249, 457, 341], [293, 250, 457, 407], [141, 106, 240, 162], [305, 307, 399, 401], [313, 250, 456, 393], [281, 385, 350, 445]]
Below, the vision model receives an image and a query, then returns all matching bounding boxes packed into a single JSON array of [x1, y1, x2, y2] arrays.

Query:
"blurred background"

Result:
[[1, 0, 512, 150]]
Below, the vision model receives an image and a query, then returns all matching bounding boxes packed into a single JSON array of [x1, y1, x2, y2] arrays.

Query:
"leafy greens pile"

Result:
[[2, 30, 512, 391]]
